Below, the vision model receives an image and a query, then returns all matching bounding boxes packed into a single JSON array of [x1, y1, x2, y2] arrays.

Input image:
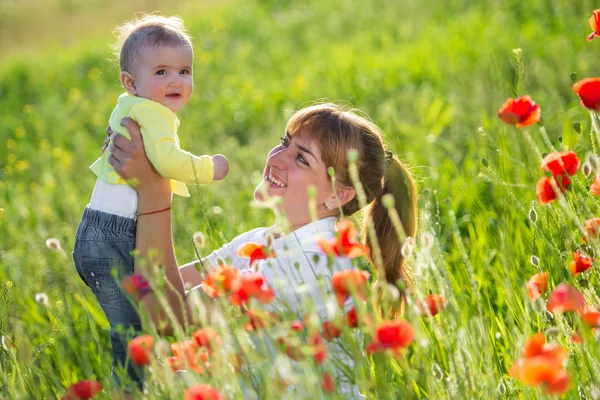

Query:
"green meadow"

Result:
[[2, 0, 600, 398]]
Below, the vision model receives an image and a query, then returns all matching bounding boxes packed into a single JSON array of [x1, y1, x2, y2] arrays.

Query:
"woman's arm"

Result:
[[180, 261, 206, 288], [107, 121, 207, 291], [108, 117, 191, 335]]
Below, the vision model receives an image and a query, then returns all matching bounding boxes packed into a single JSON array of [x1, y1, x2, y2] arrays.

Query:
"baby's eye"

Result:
[[180, 69, 191, 75], [156, 70, 167, 75]]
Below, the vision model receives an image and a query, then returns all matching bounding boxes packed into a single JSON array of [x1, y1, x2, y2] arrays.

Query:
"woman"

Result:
[[107, 102, 417, 333]]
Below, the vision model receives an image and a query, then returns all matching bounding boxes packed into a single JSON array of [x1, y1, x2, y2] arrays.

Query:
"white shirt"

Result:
[[204, 216, 353, 319], [203, 217, 364, 398]]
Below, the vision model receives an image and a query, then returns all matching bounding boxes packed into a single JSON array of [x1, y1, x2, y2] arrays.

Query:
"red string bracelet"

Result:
[[137, 206, 171, 217]]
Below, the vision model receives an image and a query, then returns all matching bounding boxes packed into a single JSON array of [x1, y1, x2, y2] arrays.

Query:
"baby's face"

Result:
[[132, 45, 194, 113]]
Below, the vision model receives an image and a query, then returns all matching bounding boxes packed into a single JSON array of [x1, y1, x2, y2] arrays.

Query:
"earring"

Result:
[[325, 202, 335, 211]]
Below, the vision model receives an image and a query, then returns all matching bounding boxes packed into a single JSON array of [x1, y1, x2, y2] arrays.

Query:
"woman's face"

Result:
[[254, 129, 335, 227]]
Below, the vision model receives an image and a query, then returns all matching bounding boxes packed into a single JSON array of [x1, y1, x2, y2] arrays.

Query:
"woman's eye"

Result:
[[156, 70, 166, 75], [280, 136, 289, 147], [297, 154, 309, 166]]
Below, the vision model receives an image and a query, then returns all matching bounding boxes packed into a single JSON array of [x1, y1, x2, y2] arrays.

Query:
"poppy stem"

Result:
[[589, 110, 600, 157], [521, 130, 543, 161], [538, 126, 557, 154]]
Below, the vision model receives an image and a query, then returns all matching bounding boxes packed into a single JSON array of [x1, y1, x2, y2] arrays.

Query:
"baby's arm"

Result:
[[131, 103, 222, 184]]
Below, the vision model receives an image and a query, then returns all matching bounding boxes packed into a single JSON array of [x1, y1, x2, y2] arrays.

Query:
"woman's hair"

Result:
[[112, 14, 193, 72], [286, 103, 418, 318]]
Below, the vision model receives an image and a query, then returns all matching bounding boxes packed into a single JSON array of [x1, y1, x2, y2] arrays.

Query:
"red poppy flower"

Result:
[[592, 175, 600, 195], [510, 357, 570, 395], [347, 307, 358, 328], [322, 372, 335, 393], [317, 220, 370, 258], [547, 283, 586, 314], [275, 336, 304, 361], [308, 332, 327, 364], [584, 217, 600, 242], [166, 354, 206, 374], [229, 274, 275, 305], [322, 320, 342, 341], [184, 384, 224, 400], [243, 309, 279, 331], [571, 330, 583, 344], [526, 272, 548, 301], [169, 340, 209, 374], [573, 78, 600, 111], [331, 269, 370, 306], [192, 328, 220, 352], [521, 333, 568, 362], [237, 242, 274, 266], [290, 320, 304, 332], [345, 307, 372, 328], [128, 334, 154, 366], [540, 152, 580, 176], [497, 96, 541, 128], [416, 294, 445, 316], [535, 175, 571, 205], [366, 320, 414, 354], [509, 333, 570, 395], [171, 340, 199, 364], [588, 10, 600, 41], [66, 380, 102, 399], [569, 250, 593, 276], [201, 264, 241, 297], [121, 274, 151, 300], [581, 305, 600, 327]]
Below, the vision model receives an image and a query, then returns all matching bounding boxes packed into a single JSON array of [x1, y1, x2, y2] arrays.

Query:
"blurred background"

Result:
[[1, 0, 600, 397]]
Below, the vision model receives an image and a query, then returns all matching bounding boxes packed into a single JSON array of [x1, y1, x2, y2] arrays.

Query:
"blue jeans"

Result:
[[73, 207, 143, 391]]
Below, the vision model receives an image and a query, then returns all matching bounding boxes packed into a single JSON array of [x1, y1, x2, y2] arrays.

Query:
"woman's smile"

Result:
[[266, 169, 287, 188]]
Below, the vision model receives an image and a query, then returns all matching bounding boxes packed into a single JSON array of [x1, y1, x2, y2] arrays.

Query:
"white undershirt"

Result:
[[89, 179, 139, 219]]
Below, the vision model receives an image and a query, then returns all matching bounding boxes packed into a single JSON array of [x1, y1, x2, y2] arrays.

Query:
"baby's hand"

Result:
[[212, 154, 229, 181]]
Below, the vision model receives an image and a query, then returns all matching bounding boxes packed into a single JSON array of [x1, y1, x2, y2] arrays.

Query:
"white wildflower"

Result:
[[530, 255, 540, 267], [401, 237, 414, 258], [35, 292, 49, 307], [418, 231, 434, 250], [583, 161, 593, 178], [45, 238, 62, 251], [192, 232, 206, 248], [1, 335, 13, 350]]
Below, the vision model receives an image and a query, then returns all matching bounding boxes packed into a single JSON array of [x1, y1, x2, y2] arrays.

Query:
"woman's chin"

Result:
[[254, 180, 277, 203]]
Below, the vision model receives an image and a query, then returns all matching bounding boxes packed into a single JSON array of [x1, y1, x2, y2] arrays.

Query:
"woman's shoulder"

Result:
[[228, 227, 270, 247]]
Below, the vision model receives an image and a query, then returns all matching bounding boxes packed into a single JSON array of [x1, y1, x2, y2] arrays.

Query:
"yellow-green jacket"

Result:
[[91, 93, 213, 197]]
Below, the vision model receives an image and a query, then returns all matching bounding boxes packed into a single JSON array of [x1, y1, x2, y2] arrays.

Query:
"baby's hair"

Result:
[[112, 14, 193, 72]]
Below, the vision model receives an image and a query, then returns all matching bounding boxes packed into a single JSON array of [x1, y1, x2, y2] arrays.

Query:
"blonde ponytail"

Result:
[[364, 155, 417, 318]]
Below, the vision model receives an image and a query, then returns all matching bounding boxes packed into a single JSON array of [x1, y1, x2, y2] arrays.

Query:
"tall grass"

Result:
[[2, 0, 600, 398]]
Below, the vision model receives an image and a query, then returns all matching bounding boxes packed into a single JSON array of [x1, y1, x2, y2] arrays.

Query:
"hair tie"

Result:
[[385, 150, 394, 162]]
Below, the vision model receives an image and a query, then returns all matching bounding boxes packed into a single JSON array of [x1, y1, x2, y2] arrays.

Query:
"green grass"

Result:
[[2, 0, 600, 398]]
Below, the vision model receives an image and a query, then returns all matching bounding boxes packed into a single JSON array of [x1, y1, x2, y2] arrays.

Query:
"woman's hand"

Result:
[[107, 118, 168, 192]]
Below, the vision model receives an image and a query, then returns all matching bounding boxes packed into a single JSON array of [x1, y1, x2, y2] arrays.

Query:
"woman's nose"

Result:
[[267, 146, 289, 170]]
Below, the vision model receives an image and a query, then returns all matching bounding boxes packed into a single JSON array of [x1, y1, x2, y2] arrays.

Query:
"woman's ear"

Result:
[[120, 71, 137, 95], [331, 186, 356, 208]]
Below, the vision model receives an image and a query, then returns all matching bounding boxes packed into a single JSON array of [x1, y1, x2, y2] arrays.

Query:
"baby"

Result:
[[72, 15, 228, 391]]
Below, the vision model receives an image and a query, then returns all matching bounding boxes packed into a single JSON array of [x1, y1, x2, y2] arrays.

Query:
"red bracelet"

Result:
[[137, 206, 171, 217]]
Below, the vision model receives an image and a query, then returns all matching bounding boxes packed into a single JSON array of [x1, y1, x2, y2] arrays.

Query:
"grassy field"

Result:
[[2, 0, 600, 398]]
